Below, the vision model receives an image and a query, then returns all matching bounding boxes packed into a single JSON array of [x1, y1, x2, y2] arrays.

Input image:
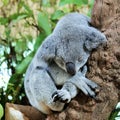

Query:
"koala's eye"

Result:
[[58, 59, 64, 67], [55, 57, 65, 68]]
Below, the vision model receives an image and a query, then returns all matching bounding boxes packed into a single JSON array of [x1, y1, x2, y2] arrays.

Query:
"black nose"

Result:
[[66, 62, 76, 75]]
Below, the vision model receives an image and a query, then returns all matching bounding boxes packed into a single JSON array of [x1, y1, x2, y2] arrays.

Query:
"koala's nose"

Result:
[[66, 62, 76, 75]]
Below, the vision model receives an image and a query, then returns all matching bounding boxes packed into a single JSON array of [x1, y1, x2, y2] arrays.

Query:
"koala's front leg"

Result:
[[52, 82, 78, 103], [52, 71, 99, 103], [67, 72, 99, 98], [80, 65, 99, 91]]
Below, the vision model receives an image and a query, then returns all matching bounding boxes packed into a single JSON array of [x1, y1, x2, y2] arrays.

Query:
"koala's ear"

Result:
[[84, 32, 97, 51], [84, 29, 107, 51], [84, 39, 93, 51]]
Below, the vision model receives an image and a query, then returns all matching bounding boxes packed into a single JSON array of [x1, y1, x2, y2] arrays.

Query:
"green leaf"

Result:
[[9, 13, 28, 24], [109, 108, 120, 120], [37, 12, 52, 36], [109, 102, 120, 120], [87, 0, 94, 17], [23, 4, 33, 16], [17, 1, 33, 17], [89, 0, 94, 7], [0, 17, 8, 25], [82, 0, 88, 4], [5, 27, 11, 38], [34, 33, 46, 52], [15, 40, 26, 54], [51, 10, 65, 20], [16, 54, 23, 61], [59, 0, 70, 6], [8, 73, 21, 84], [2, 0, 9, 5], [0, 104, 4, 119], [16, 52, 34, 74], [42, 0, 51, 7], [59, 0, 86, 6]]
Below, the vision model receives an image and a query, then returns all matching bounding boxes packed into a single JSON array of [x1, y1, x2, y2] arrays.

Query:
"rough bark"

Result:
[[5, 0, 120, 120]]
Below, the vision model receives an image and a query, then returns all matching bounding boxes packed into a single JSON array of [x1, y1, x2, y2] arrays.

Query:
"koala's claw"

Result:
[[81, 65, 87, 76], [52, 91, 59, 102], [52, 90, 71, 103], [87, 83, 100, 99], [78, 77, 100, 99]]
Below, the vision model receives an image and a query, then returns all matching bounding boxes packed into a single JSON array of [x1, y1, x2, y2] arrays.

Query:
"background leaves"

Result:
[[59, 0, 88, 6], [0, 104, 4, 119], [37, 12, 52, 36]]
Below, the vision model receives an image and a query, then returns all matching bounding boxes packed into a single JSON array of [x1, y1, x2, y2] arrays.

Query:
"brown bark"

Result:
[[5, 0, 120, 120], [5, 103, 46, 120]]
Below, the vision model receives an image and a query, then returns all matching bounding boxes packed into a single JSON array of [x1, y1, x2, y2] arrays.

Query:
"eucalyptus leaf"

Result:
[[0, 104, 4, 119], [15, 40, 26, 54], [82, 0, 88, 4], [37, 12, 52, 36], [34, 33, 46, 52], [8, 73, 20, 84], [16, 54, 23, 62], [9, 13, 28, 24], [109, 102, 120, 120], [2, 0, 9, 5], [0, 17, 8, 25], [8, 12, 32, 25], [89, 0, 94, 7], [22, 4, 33, 16], [51, 10, 65, 20], [59, 0, 84, 6], [16, 52, 34, 74], [5, 28, 11, 38]]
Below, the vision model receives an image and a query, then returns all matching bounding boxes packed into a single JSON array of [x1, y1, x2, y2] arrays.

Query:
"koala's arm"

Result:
[[52, 66, 98, 103], [34, 34, 57, 68]]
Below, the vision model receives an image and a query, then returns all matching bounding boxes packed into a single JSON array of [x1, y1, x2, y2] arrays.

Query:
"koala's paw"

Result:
[[52, 89, 71, 103], [83, 78, 100, 99], [85, 78, 100, 90]]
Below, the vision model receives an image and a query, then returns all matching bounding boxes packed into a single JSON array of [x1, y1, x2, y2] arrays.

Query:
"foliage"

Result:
[[0, 0, 94, 119], [0, 104, 4, 119], [109, 102, 120, 120]]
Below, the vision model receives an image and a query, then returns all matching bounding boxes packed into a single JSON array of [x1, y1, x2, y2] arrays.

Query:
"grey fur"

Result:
[[24, 12, 107, 114]]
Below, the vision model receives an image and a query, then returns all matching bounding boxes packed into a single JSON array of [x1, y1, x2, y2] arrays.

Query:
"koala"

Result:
[[24, 12, 107, 114]]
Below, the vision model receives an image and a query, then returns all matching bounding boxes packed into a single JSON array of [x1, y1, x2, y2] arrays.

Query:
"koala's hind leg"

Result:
[[28, 67, 65, 114]]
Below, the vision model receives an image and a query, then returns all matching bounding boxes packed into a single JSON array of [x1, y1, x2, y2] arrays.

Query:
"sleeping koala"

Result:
[[24, 12, 107, 114]]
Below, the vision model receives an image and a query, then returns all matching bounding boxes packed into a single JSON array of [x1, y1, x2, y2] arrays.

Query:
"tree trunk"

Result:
[[5, 0, 120, 119]]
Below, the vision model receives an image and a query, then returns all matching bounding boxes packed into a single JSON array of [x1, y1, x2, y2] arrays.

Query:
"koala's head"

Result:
[[54, 39, 83, 76], [54, 27, 107, 76], [84, 29, 107, 51]]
